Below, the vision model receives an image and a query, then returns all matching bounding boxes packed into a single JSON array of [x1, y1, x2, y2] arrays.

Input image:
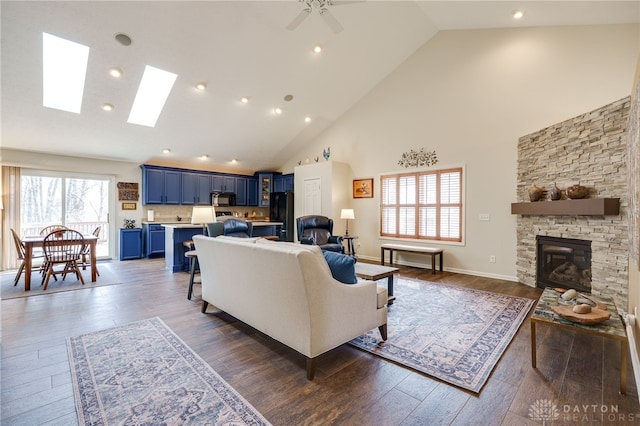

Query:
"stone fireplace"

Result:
[[515, 97, 630, 311]]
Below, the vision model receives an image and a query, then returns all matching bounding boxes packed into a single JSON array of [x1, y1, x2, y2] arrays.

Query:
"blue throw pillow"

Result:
[[323, 251, 357, 284]]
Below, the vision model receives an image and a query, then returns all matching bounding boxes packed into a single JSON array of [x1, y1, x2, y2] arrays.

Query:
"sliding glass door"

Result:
[[21, 170, 113, 258]]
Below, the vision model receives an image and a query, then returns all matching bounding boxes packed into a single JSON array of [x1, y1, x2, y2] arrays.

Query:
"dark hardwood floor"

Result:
[[2, 258, 638, 425]]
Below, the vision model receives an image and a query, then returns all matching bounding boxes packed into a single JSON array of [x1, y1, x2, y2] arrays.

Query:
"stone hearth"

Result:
[[516, 97, 630, 311]]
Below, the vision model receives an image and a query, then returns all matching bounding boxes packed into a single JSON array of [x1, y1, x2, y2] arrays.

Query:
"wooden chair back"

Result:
[[40, 225, 67, 237], [10, 228, 25, 261], [43, 229, 84, 263]]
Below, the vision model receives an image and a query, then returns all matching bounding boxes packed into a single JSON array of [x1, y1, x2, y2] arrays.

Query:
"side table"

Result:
[[530, 287, 628, 394], [342, 235, 358, 256]]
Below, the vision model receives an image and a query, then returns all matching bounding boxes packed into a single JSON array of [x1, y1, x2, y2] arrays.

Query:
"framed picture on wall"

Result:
[[353, 178, 373, 199], [122, 202, 136, 210]]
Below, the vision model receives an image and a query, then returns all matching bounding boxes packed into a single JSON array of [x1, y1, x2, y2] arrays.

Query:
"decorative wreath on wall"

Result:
[[398, 148, 438, 168]]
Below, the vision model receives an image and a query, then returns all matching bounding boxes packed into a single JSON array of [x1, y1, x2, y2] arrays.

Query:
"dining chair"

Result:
[[39, 224, 67, 236], [10, 228, 45, 286], [42, 229, 85, 290], [80, 226, 100, 275]]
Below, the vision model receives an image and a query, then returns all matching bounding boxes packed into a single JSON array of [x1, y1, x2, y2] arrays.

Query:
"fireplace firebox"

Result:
[[536, 235, 592, 293]]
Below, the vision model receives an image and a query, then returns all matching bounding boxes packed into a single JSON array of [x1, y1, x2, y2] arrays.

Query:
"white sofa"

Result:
[[192, 235, 388, 379]]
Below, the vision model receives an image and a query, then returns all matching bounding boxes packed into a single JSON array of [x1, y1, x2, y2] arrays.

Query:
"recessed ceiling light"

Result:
[[313, 45, 322, 53], [114, 33, 132, 46], [240, 96, 250, 104], [42, 32, 90, 114], [162, 148, 171, 154], [196, 82, 207, 90], [513, 10, 524, 19], [304, 116, 311, 123], [199, 154, 209, 160], [127, 65, 177, 127], [102, 103, 114, 111], [231, 159, 238, 164], [273, 107, 282, 115], [109, 67, 123, 78]]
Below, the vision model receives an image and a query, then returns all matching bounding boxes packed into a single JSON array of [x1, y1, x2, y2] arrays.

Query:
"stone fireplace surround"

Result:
[[516, 97, 630, 312]]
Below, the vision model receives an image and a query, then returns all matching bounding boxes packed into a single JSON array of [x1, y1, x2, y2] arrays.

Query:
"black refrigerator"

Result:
[[270, 191, 294, 242]]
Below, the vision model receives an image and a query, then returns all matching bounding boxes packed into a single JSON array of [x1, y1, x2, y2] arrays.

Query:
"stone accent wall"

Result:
[[516, 97, 630, 311]]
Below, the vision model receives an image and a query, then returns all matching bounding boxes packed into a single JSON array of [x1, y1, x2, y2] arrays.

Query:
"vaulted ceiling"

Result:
[[2, 1, 638, 173]]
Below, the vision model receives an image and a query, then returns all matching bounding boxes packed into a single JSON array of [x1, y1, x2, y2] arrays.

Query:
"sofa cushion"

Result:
[[323, 251, 357, 284]]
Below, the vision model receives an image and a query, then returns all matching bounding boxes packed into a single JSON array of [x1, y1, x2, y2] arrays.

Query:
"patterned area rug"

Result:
[[67, 317, 270, 425], [350, 279, 534, 393], [1, 261, 120, 299]]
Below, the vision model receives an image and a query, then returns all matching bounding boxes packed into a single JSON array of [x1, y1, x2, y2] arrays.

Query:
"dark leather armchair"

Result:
[[296, 215, 344, 253], [206, 218, 253, 238]]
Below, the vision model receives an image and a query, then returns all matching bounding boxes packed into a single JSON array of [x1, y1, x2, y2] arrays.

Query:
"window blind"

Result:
[[381, 168, 462, 242]]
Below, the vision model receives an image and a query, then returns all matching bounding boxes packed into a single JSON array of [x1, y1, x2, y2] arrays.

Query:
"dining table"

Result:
[[21, 234, 98, 291]]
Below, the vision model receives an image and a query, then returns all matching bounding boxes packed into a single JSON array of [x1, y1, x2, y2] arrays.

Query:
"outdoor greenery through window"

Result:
[[380, 167, 463, 242], [21, 170, 111, 256]]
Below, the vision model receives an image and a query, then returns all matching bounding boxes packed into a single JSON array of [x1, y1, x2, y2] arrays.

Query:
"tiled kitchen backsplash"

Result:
[[143, 205, 270, 223]]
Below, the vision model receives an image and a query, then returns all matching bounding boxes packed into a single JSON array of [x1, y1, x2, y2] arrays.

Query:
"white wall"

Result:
[[281, 24, 640, 280]]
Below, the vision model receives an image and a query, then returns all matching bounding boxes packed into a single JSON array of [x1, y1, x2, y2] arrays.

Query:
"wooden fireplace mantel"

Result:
[[511, 198, 620, 216]]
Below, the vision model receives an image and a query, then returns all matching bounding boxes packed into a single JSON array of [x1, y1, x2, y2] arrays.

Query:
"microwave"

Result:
[[211, 192, 236, 207]]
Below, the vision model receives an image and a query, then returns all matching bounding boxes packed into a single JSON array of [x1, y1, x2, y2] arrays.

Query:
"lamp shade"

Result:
[[191, 206, 216, 224], [340, 209, 355, 220]]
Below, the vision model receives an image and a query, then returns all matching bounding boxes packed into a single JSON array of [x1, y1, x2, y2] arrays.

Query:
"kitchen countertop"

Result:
[[159, 221, 282, 229]]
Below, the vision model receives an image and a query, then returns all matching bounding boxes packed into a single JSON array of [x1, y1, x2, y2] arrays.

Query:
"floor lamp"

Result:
[[191, 206, 216, 235], [340, 209, 355, 236]]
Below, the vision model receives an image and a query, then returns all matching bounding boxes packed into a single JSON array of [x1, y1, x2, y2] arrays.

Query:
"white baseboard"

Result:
[[355, 255, 519, 283]]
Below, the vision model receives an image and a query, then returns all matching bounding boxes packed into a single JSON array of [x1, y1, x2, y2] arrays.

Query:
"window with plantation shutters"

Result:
[[380, 168, 462, 242]]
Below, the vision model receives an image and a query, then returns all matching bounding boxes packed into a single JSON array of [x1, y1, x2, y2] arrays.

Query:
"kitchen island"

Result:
[[162, 221, 283, 272]]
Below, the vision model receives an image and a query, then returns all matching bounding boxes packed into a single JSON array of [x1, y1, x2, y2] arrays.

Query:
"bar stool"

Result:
[[185, 250, 200, 300]]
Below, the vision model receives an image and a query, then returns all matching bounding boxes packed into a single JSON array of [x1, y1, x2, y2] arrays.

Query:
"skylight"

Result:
[[42, 33, 90, 114], [127, 65, 177, 127]]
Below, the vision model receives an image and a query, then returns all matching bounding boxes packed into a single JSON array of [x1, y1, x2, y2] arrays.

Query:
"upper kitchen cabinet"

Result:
[[212, 175, 236, 192], [181, 172, 212, 205], [257, 173, 274, 207], [274, 173, 294, 192], [235, 177, 248, 206], [247, 178, 258, 206], [142, 166, 181, 205]]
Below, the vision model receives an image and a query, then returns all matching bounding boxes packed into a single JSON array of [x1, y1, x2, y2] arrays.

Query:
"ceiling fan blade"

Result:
[[286, 9, 311, 31], [320, 9, 343, 34]]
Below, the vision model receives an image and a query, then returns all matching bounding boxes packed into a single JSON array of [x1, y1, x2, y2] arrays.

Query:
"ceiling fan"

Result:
[[286, 0, 358, 34]]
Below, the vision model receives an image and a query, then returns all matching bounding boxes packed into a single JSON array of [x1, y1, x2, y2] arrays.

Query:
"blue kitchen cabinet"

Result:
[[235, 177, 248, 205], [142, 166, 181, 205], [247, 178, 258, 206], [143, 223, 165, 257], [164, 226, 204, 272], [212, 175, 235, 192], [274, 173, 294, 192], [283, 174, 294, 191], [257, 173, 273, 207], [119, 228, 142, 260], [181, 172, 212, 205]]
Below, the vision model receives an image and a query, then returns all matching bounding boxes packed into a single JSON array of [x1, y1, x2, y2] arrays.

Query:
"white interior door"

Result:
[[303, 178, 321, 216]]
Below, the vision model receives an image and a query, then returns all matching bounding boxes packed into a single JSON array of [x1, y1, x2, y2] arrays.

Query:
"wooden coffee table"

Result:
[[354, 262, 399, 305]]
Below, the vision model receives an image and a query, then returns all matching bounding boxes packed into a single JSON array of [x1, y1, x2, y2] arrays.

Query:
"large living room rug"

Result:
[[350, 278, 534, 393], [67, 317, 270, 425]]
